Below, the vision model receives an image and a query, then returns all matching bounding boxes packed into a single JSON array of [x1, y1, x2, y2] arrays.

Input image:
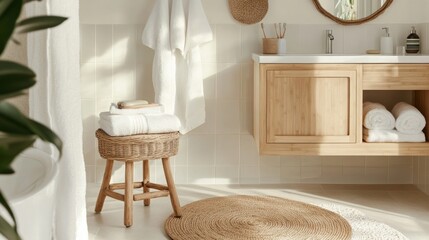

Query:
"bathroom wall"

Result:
[[80, 0, 428, 185]]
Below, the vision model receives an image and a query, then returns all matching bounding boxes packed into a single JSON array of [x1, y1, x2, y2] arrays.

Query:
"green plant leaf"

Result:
[[0, 135, 37, 174], [16, 16, 67, 34], [0, 0, 22, 55], [0, 0, 13, 17], [0, 102, 33, 134], [0, 60, 36, 95], [0, 191, 17, 231], [0, 102, 62, 155], [0, 215, 20, 240], [0, 91, 25, 101], [27, 120, 62, 156]]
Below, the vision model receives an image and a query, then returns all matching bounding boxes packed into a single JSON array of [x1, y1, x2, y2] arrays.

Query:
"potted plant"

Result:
[[0, 0, 66, 239]]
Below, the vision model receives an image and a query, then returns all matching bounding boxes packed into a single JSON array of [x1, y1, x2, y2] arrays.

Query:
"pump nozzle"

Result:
[[382, 27, 390, 37]]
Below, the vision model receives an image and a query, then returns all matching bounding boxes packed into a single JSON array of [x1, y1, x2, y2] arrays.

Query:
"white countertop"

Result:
[[252, 54, 429, 64]]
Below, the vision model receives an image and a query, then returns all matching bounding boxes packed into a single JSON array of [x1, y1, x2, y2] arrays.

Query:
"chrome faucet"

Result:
[[326, 30, 334, 54]]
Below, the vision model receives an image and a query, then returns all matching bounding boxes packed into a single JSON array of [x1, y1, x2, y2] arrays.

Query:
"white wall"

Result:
[[80, 0, 428, 185], [80, 0, 428, 24]]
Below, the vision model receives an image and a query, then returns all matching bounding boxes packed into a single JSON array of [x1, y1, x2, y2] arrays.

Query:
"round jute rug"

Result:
[[165, 195, 352, 240]]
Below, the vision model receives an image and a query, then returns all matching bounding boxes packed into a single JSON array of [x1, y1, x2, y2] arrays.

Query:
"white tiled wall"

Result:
[[80, 22, 426, 185]]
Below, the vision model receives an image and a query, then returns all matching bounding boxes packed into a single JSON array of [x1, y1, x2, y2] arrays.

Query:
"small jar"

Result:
[[406, 26, 420, 54]]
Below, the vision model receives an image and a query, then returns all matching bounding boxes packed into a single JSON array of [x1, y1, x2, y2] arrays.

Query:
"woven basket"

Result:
[[96, 129, 180, 161], [228, 0, 268, 24]]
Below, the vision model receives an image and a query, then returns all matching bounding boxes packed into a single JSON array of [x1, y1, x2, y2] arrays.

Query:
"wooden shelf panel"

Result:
[[260, 142, 429, 156]]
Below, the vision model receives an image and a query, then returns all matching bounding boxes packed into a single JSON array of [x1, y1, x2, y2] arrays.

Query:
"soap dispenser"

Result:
[[380, 27, 393, 55], [406, 26, 420, 54]]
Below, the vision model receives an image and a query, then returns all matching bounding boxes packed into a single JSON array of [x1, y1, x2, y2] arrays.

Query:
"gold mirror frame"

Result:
[[312, 0, 394, 25]]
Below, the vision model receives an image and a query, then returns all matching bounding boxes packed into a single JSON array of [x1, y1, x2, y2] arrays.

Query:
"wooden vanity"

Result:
[[253, 54, 429, 156]]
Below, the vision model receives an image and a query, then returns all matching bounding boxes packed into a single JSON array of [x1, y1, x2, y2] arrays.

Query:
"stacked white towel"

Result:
[[363, 102, 395, 130], [392, 102, 426, 134], [99, 112, 181, 136], [363, 129, 425, 143]]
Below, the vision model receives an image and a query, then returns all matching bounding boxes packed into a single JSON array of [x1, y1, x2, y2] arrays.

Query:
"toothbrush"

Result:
[[261, 23, 267, 39], [274, 23, 280, 38], [281, 23, 287, 38]]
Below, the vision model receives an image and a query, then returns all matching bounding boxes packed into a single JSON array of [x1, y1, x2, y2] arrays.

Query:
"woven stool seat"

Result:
[[96, 129, 180, 160], [94, 129, 182, 227]]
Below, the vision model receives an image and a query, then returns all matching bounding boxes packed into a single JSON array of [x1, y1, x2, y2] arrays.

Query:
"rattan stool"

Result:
[[94, 129, 182, 227]]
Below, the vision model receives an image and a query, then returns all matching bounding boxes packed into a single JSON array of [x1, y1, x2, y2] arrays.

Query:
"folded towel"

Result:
[[363, 128, 426, 143], [117, 100, 149, 109], [391, 102, 426, 134], [109, 103, 164, 115], [99, 112, 181, 136], [362, 102, 395, 130]]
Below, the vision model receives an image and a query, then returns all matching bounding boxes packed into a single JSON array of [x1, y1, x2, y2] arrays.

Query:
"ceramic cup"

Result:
[[263, 38, 287, 54]]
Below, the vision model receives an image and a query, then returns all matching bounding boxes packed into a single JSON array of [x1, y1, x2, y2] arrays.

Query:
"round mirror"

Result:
[[313, 0, 394, 25]]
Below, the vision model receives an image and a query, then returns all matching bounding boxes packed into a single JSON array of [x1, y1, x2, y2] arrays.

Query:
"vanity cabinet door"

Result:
[[265, 66, 357, 143]]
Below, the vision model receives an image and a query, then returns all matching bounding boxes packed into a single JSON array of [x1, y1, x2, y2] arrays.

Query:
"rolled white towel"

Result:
[[99, 112, 181, 136], [363, 102, 395, 130], [391, 102, 426, 134], [363, 128, 426, 143], [109, 103, 164, 115]]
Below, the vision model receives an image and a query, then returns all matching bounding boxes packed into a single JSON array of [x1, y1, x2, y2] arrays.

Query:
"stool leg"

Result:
[[162, 157, 182, 217], [143, 160, 150, 206], [124, 161, 134, 227], [95, 159, 114, 213]]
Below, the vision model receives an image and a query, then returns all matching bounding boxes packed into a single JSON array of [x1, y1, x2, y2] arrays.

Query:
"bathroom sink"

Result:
[[252, 53, 429, 64]]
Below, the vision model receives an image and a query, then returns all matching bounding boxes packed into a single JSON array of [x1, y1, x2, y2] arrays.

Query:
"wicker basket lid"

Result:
[[228, 0, 269, 24]]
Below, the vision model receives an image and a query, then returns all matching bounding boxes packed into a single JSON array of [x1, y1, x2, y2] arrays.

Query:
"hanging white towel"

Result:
[[170, 0, 186, 55], [362, 102, 395, 130], [142, 0, 176, 114], [143, 0, 212, 134], [392, 102, 426, 134], [184, 0, 213, 54], [177, 0, 213, 134]]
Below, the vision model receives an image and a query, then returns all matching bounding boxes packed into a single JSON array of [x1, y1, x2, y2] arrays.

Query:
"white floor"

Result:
[[87, 184, 429, 240]]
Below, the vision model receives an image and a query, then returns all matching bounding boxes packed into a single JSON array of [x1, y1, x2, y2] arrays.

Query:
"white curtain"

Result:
[[26, 0, 88, 239]]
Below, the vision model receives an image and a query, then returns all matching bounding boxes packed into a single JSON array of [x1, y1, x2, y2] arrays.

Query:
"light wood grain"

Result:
[[143, 160, 150, 206], [133, 191, 170, 201], [163, 158, 182, 217], [94, 159, 114, 213], [259, 142, 429, 156], [363, 64, 429, 90], [254, 63, 429, 156], [124, 161, 134, 227], [415, 91, 429, 139], [264, 66, 357, 144], [105, 189, 125, 201], [146, 182, 169, 191], [109, 182, 143, 190]]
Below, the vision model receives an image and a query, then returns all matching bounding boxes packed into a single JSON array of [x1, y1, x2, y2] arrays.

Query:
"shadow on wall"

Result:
[[79, 19, 262, 184]]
